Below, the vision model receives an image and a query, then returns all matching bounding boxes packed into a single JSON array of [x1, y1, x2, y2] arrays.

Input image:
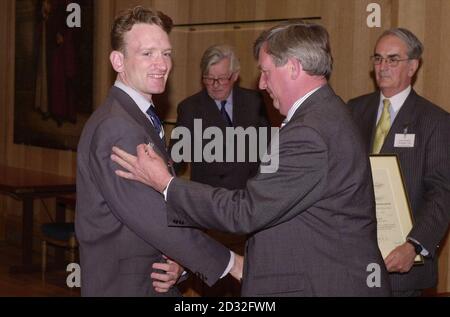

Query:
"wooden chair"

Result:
[[41, 195, 78, 279]]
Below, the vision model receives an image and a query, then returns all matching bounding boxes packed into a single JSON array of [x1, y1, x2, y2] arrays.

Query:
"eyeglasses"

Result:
[[371, 55, 411, 67], [203, 73, 234, 86]]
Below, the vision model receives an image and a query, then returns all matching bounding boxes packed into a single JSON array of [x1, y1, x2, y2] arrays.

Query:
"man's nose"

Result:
[[154, 54, 168, 71], [258, 75, 267, 90], [379, 58, 390, 70]]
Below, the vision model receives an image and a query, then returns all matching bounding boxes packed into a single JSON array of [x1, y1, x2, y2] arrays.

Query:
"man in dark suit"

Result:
[[76, 6, 241, 296], [171, 44, 270, 190], [112, 21, 391, 296], [348, 28, 450, 296]]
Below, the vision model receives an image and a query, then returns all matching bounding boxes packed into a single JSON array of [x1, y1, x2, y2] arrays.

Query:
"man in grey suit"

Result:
[[170, 44, 270, 296], [76, 6, 241, 296], [112, 21, 391, 296], [348, 28, 450, 296], [171, 44, 270, 190]]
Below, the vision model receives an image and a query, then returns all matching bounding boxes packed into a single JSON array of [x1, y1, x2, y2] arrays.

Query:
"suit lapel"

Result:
[[363, 93, 380, 153], [110, 87, 169, 161], [381, 90, 418, 153], [231, 87, 246, 127]]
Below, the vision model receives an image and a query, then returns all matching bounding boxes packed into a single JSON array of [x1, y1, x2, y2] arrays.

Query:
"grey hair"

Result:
[[378, 28, 424, 59], [253, 20, 333, 78], [200, 44, 241, 75]]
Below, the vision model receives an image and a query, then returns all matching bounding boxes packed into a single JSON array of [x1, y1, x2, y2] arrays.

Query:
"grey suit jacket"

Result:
[[348, 90, 450, 291], [171, 86, 270, 189], [75, 86, 230, 296], [166, 85, 391, 296]]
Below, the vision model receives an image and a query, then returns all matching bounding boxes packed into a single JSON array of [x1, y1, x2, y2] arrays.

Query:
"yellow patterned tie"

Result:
[[372, 99, 391, 154]]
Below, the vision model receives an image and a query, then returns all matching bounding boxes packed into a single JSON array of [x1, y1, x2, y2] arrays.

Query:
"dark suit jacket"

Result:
[[171, 86, 270, 189], [165, 85, 391, 296], [348, 89, 450, 291], [75, 86, 230, 296]]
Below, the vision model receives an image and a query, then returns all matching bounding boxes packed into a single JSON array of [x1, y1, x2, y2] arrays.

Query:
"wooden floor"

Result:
[[0, 241, 80, 297]]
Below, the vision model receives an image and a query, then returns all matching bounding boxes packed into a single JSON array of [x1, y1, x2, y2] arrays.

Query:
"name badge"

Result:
[[394, 134, 415, 147]]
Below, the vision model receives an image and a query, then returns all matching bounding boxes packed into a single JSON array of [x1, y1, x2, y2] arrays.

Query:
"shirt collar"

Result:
[[283, 86, 322, 126], [380, 85, 411, 114], [114, 80, 153, 114], [214, 90, 234, 108]]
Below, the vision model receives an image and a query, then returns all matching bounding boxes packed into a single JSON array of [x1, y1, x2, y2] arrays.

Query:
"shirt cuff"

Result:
[[407, 237, 430, 257], [220, 251, 235, 279], [162, 177, 175, 201]]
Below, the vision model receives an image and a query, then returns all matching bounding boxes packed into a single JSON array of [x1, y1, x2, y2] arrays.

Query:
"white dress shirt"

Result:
[[114, 81, 164, 139]]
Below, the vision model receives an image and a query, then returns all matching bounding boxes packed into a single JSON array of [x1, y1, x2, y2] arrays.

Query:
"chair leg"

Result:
[[41, 240, 47, 281]]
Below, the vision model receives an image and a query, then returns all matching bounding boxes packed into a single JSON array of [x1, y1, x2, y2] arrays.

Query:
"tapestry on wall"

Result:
[[14, 0, 93, 151]]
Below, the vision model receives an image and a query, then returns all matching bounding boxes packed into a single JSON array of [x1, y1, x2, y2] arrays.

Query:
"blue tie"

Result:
[[220, 100, 232, 127], [146, 105, 163, 136]]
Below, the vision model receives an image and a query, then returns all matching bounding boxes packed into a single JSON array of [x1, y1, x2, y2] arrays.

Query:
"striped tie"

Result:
[[146, 104, 163, 138]]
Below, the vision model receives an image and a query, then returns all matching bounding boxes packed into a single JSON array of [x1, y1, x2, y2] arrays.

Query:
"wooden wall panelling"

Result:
[[0, 0, 14, 240], [115, 0, 152, 14], [93, 0, 117, 109], [396, 0, 426, 93], [322, 0, 393, 102], [151, 0, 320, 25], [423, 0, 450, 113]]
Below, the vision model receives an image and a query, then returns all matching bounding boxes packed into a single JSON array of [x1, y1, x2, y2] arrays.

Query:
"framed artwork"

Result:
[[14, 0, 93, 150]]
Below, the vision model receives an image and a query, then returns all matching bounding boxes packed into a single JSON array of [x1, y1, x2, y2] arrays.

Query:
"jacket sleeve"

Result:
[[166, 122, 328, 234], [408, 112, 450, 256], [89, 115, 230, 286]]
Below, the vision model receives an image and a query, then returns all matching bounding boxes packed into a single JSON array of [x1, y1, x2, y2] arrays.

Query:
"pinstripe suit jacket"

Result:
[[348, 89, 450, 291], [166, 85, 391, 296]]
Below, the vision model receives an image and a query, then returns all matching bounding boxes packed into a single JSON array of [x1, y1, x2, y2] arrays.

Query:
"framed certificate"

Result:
[[369, 155, 423, 264]]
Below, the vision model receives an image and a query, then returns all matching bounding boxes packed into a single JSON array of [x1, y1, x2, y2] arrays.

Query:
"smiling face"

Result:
[[113, 23, 172, 101], [374, 35, 418, 97]]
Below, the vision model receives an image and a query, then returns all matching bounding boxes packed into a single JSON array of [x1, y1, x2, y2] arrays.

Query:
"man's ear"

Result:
[[110, 51, 125, 73], [289, 58, 302, 80], [231, 70, 240, 83], [408, 59, 419, 78]]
